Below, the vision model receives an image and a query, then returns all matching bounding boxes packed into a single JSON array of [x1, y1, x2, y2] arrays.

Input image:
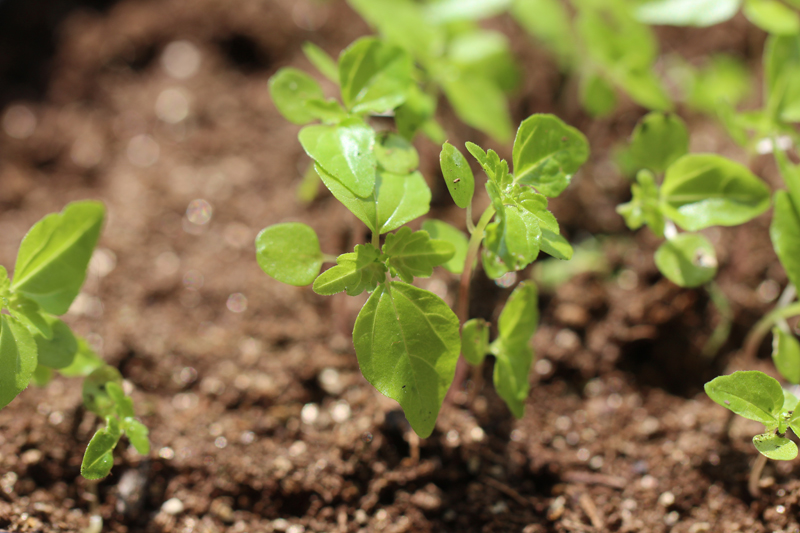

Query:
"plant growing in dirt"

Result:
[[0, 201, 149, 479], [261, 36, 588, 436]]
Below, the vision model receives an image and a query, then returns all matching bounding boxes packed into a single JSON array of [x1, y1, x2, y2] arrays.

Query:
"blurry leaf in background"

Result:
[[447, 30, 520, 92], [753, 433, 798, 460], [296, 163, 321, 205], [628, 112, 689, 174], [772, 327, 800, 384], [58, 336, 104, 378], [255, 223, 324, 287], [302, 42, 339, 82], [764, 34, 800, 123], [770, 190, 800, 291], [532, 238, 609, 291], [743, 0, 800, 35], [659, 154, 770, 231], [683, 55, 752, 113], [636, 0, 742, 27], [82, 365, 124, 418], [441, 69, 513, 143], [580, 74, 617, 117], [654, 232, 717, 287], [338, 37, 414, 114], [347, 0, 444, 60], [617, 169, 666, 236], [0, 315, 37, 410], [423, 0, 512, 23], [395, 85, 438, 141], [375, 132, 419, 175], [512, 0, 577, 67], [421, 221, 469, 274]]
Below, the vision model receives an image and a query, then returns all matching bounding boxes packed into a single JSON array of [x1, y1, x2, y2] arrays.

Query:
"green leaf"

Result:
[[58, 336, 104, 377], [659, 154, 771, 231], [753, 433, 798, 460], [303, 99, 349, 124], [81, 417, 121, 480], [771, 191, 800, 291], [512, 0, 577, 67], [636, 0, 742, 27], [316, 165, 431, 234], [485, 205, 542, 271], [423, 0, 511, 23], [353, 282, 460, 438], [482, 248, 510, 280], [512, 114, 589, 198], [784, 389, 799, 411], [268, 68, 325, 125], [346, 0, 443, 60], [615, 68, 673, 111], [8, 294, 52, 339], [313, 244, 387, 296], [493, 282, 538, 418], [33, 315, 78, 369], [654, 233, 717, 288], [743, 0, 800, 35], [0, 315, 37, 409], [579, 7, 658, 71], [302, 42, 339, 82], [421, 220, 469, 274], [299, 120, 377, 198], [617, 169, 665, 237], [462, 318, 490, 366], [12, 201, 105, 315], [705, 371, 784, 428], [338, 37, 414, 114], [773, 327, 800, 384], [105, 381, 134, 418], [448, 30, 520, 93], [580, 74, 617, 117], [32, 365, 53, 387], [375, 132, 419, 175], [465, 142, 488, 168], [628, 113, 689, 174], [686, 55, 752, 113], [83, 365, 124, 418], [765, 35, 800, 122], [123, 418, 150, 455], [441, 72, 513, 143], [383, 227, 455, 283], [440, 142, 475, 209], [255, 223, 323, 287], [395, 85, 438, 141], [510, 188, 573, 260]]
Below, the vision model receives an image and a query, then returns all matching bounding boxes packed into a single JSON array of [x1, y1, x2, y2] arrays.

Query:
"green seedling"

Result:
[[264, 41, 588, 434], [0, 201, 148, 479]]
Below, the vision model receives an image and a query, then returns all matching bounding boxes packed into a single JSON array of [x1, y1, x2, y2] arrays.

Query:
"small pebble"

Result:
[[161, 498, 184, 515], [658, 491, 675, 507]]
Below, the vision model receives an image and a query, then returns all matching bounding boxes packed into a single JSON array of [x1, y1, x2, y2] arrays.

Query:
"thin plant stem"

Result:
[[749, 452, 769, 498], [456, 206, 496, 324]]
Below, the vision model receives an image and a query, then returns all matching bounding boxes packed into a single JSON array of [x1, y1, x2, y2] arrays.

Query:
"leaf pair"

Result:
[[461, 282, 539, 418]]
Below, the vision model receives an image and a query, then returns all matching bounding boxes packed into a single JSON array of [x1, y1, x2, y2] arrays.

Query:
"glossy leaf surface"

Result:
[[659, 154, 770, 231], [81, 417, 121, 480], [773, 327, 800, 384], [753, 433, 798, 460], [440, 142, 475, 209], [421, 220, 469, 274], [268, 68, 325, 125], [383, 227, 455, 283], [512, 114, 589, 197], [0, 315, 37, 410], [353, 282, 460, 437], [705, 371, 784, 429], [13, 201, 105, 315], [256, 223, 323, 287], [338, 37, 414, 114], [654, 233, 717, 288]]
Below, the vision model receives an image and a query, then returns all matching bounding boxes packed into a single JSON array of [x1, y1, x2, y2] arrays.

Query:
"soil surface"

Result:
[[0, 1, 796, 532]]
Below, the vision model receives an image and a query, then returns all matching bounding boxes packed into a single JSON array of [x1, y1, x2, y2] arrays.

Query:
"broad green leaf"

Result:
[[375, 132, 419, 175], [743, 0, 800, 35], [441, 71, 513, 143], [498, 281, 539, 346], [440, 142, 475, 209], [81, 417, 121, 480], [255, 223, 323, 287], [383, 227, 455, 283], [628, 113, 689, 174], [448, 30, 520, 93], [462, 318, 490, 366], [346, 0, 443, 60], [32, 365, 53, 387], [316, 165, 431, 234], [302, 42, 339, 82], [13, 201, 105, 315], [338, 37, 414, 114], [753, 433, 798, 460], [423, 0, 512, 23], [34, 316, 77, 369], [123, 418, 150, 455], [773, 327, 800, 384], [421, 220, 469, 274], [493, 282, 538, 418], [482, 248, 510, 280], [580, 74, 617, 117], [770, 191, 800, 290], [353, 282, 460, 437], [8, 294, 52, 339], [636, 0, 741, 27], [465, 142, 489, 168], [659, 154, 770, 231], [0, 315, 37, 410], [617, 169, 665, 237], [313, 244, 386, 296], [485, 206, 542, 271], [654, 233, 717, 288], [510, 188, 573, 260], [512, 114, 589, 197], [59, 336, 104, 377], [705, 371, 784, 428], [268, 68, 325, 125], [298, 120, 377, 198], [512, 0, 577, 67], [303, 99, 349, 124], [83, 365, 124, 418], [395, 85, 437, 141], [540, 231, 573, 260], [765, 35, 800, 122]]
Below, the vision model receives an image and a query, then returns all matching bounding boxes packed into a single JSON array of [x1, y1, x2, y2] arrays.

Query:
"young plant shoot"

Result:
[[0, 201, 149, 479], [261, 35, 589, 436]]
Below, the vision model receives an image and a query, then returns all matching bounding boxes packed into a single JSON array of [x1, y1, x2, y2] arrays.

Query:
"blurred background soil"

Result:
[[0, 0, 796, 531]]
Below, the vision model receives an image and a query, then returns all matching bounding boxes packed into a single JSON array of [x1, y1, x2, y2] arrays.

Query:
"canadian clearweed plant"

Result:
[[0, 201, 149, 479], [260, 35, 588, 437]]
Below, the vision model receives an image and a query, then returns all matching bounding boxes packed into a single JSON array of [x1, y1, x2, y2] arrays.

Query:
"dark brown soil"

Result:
[[0, 1, 796, 532]]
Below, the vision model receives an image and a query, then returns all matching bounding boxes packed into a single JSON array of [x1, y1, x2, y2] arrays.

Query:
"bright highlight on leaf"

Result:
[[753, 433, 798, 461], [256, 223, 324, 287], [705, 371, 784, 429], [654, 233, 717, 288]]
